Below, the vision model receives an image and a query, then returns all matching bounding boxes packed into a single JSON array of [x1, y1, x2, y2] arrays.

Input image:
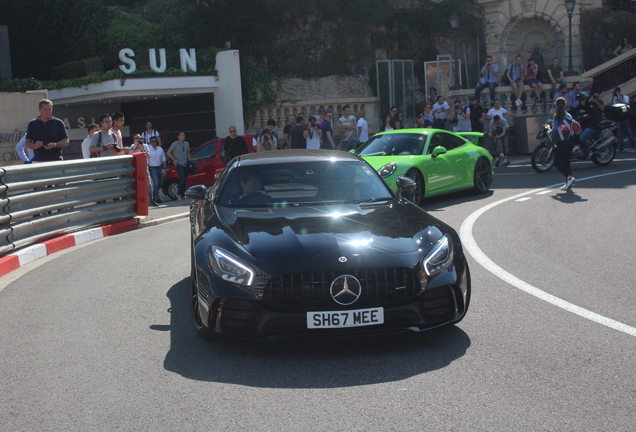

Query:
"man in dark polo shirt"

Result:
[[25, 99, 69, 163]]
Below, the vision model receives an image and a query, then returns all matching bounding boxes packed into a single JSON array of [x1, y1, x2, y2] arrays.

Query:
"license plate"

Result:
[[307, 307, 384, 329]]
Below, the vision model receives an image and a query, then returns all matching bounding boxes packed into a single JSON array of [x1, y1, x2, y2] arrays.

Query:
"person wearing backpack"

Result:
[[506, 55, 526, 107], [89, 114, 119, 157], [551, 97, 579, 191]]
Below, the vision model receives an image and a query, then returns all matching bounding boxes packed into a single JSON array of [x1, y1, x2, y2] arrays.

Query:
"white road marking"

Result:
[[460, 168, 636, 337], [515, 197, 532, 202], [536, 190, 553, 195]]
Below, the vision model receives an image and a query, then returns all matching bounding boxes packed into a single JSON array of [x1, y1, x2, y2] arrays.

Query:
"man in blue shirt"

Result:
[[320, 111, 336, 149], [25, 99, 69, 163], [475, 55, 499, 105], [565, 82, 581, 109]]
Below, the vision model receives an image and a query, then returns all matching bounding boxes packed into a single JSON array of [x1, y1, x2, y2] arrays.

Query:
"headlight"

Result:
[[378, 163, 397, 178], [208, 246, 255, 286], [422, 234, 454, 277]]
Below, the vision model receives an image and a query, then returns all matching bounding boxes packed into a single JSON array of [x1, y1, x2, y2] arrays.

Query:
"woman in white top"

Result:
[[304, 116, 322, 149], [380, 114, 394, 132]]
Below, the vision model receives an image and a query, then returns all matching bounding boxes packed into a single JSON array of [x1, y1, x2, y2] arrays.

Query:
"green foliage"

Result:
[[51, 60, 86, 80], [144, 0, 195, 44], [188, 0, 268, 48], [240, 64, 279, 116], [3, 0, 108, 79]]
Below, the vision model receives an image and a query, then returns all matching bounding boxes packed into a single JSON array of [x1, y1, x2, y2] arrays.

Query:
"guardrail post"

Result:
[[131, 153, 149, 216]]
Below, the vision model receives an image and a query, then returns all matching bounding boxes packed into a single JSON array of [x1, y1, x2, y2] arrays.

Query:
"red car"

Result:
[[162, 135, 254, 200]]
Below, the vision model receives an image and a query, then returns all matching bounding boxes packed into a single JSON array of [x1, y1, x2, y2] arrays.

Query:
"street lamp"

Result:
[[450, 13, 461, 90], [565, 0, 577, 76]]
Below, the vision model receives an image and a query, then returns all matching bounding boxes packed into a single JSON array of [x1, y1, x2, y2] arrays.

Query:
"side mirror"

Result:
[[431, 146, 447, 158], [396, 175, 416, 194], [185, 185, 206, 201]]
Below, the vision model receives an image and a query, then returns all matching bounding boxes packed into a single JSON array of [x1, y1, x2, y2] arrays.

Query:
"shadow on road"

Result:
[[156, 278, 471, 388]]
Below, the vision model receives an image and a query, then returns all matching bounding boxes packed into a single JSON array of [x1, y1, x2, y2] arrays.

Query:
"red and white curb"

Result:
[[0, 219, 138, 278]]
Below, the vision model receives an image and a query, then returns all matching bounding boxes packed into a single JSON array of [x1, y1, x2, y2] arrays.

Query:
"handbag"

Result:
[[186, 160, 197, 175], [221, 137, 237, 164]]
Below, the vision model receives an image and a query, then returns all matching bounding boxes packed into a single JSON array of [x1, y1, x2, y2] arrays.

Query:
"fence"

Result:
[[0, 154, 148, 256]]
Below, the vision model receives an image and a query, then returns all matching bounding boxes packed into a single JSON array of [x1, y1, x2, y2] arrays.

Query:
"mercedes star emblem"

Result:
[[338, 256, 347, 263], [330, 275, 362, 305]]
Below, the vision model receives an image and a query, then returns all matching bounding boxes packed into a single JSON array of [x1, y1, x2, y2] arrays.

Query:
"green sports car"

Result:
[[355, 128, 494, 205]]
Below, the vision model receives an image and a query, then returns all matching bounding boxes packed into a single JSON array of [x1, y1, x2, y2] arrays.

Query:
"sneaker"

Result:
[[559, 183, 568, 191], [501, 159, 510, 166], [565, 177, 576, 190], [494, 159, 500, 167], [515, 99, 522, 106], [156, 199, 163, 204], [177, 195, 183, 201]]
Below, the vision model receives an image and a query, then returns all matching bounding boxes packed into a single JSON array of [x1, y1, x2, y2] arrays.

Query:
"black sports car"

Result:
[[186, 150, 470, 340]]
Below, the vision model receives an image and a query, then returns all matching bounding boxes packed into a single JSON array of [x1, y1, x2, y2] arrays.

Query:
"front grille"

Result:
[[264, 267, 420, 308]]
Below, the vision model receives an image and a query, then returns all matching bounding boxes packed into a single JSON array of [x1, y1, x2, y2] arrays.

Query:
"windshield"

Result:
[[217, 160, 393, 207], [356, 133, 427, 156]]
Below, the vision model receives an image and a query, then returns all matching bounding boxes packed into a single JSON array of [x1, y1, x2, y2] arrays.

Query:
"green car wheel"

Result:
[[473, 158, 492, 193]]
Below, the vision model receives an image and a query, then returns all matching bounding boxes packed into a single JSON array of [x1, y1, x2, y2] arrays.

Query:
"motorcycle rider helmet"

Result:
[[576, 92, 590, 102]]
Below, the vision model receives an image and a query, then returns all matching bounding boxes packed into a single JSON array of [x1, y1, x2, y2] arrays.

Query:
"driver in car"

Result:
[[238, 172, 274, 203]]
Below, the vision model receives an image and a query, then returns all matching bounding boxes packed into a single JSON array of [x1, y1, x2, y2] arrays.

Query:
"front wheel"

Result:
[[473, 158, 492, 193], [402, 169, 424, 205], [531, 143, 555, 173], [592, 141, 616, 166]]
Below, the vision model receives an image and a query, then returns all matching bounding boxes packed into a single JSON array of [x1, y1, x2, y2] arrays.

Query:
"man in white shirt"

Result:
[[141, 121, 161, 147], [147, 135, 167, 203], [81, 123, 99, 159], [432, 96, 450, 129], [355, 111, 369, 144], [15, 134, 34, 163]]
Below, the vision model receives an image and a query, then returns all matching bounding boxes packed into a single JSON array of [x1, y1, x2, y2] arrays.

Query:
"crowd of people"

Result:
[[17, 99, 196, 204]]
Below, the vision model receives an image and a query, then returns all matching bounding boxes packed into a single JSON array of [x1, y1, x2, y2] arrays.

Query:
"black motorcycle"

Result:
[[531, 115, 618, 173]]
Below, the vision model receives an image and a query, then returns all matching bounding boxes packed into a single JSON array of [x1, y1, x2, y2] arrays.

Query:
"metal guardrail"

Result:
[[0, 154, 149, 256]]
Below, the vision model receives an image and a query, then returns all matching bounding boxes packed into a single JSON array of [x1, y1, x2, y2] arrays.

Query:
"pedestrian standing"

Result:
[[338, 105, 357, 151], [355, 111, 369, 145], [142, 121, 161, 147], [432, 96, 450, 129], [25, 99, 69, 163], [166, 132, 191, 201], [147, 136, 167, 203], [613, 87, 636, 151], [320, 111, 336, 149], [81, 123, 99, 159], [15, 134, 34, 164], [551, 97, 578, 191], [304, 116, 322, 149]]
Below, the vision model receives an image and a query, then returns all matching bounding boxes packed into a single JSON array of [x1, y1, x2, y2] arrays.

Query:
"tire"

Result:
[[190, 244, 217, 340], [402, 169, 424, 205], [592, 142, 616, 166], [473, 157, 492, 194], [531, 143, 555, 173], [165, 179, 179, 201]]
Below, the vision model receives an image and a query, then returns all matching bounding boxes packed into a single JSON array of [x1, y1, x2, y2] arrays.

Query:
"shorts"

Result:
[[524, 78, 541, 86]]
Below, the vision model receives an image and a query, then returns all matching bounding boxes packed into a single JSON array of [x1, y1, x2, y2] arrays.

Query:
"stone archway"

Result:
[[501, 17, 564, 70]]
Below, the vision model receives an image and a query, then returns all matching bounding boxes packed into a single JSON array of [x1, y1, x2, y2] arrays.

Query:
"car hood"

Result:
[[213, 201, 447, 270]]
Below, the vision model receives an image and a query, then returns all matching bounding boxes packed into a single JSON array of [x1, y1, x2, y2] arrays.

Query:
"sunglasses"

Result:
[[229, 130, 237, 133]]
